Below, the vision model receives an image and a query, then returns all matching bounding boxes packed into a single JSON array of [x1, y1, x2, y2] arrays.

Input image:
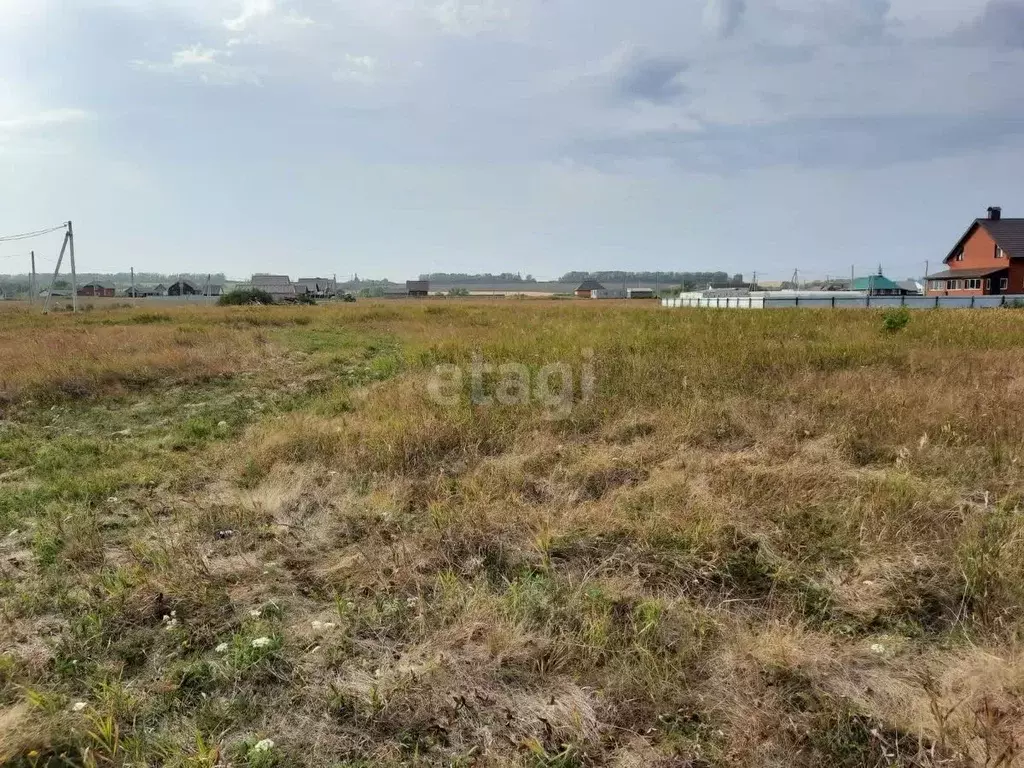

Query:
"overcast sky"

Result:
[[2, 0, 1023, 281]]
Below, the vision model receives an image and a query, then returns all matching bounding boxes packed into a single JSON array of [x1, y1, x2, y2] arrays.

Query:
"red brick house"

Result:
[[77, 282, 115, 298], [926, 207, 1024, 296]]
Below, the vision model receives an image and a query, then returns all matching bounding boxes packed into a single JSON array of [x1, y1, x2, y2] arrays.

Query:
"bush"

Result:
[[295, 294, 316, 305], [219, 289, 275, 306], [881, 307, 911, 333]]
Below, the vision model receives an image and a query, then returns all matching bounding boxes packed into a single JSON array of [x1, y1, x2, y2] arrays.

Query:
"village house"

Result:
[[251, 274, 296, 300], [926, 207, 1024, 296], [574, 279, 605, 298], [77, 282, 115, 298], [167, 278, 224, 296], [406, 280, 430, 297], [296, 277, 337, 298], [851, 272, 917, 296], [124, 284, 166, 298]]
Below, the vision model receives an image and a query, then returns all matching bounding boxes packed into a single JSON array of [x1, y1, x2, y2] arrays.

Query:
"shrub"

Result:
[[881, 306, 910, 333], [219, 289, 275, 306]]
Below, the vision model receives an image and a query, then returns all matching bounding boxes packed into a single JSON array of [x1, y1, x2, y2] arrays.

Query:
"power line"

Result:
[[0, 223, 68, 243]]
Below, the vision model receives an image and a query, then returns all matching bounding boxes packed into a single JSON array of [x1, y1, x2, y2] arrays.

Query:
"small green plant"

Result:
[[881, 306, 911, 333]]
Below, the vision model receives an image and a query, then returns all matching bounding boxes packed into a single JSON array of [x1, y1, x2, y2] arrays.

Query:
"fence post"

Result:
[[832, 297, 835, 308], [795, 296, 799, 306], [1002, 295, 1007, 307], [971, 296, 975, 308], [866, 294, 871, 307], [901, 294, 905, 306], [935, 296, 939, 308]]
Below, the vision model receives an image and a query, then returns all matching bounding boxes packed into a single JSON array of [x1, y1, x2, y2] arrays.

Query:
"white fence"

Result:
[[662, 295, 1024, 310]]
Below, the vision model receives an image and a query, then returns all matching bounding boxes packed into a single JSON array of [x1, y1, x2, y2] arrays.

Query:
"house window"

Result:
[[955, 248, 964, 261], [986, 279, 992, 290], [1001, 277, 1009, 290], [931, 280, 944, 291], [995, 244, 1005, 259], [964, 278, 982, 290]]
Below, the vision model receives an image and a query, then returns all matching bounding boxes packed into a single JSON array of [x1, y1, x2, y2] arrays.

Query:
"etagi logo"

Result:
[[427, 350, 596, 419]]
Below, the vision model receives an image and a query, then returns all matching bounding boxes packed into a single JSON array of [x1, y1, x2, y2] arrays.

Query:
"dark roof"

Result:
[[575, 279, 605, 292], [981, 219, 1024, 259], [897, 280, 923, 293], [945, 218, 1024, 263], [926, 267, 1008, 280]]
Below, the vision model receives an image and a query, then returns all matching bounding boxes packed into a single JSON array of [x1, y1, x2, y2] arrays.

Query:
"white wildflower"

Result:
[[406, 597, 419, 608], [311, 620, 336, 631], [252, 738, 275, 752], [249, 608, 262, 618], [217, 421, 228, 428], [165, 618, 179, 630], [107, 497, 119, 504], [251, 636, 272, 649], [71, 701, 87, 712], [216, 642, 229, 653], [870, 643, 886, 655]]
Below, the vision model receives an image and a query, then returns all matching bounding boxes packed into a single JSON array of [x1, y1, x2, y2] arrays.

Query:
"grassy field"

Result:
[[1, 300, 1023, 767]]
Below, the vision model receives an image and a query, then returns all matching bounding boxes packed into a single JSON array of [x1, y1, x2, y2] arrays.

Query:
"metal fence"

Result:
[[661, 295, 1024, 310]]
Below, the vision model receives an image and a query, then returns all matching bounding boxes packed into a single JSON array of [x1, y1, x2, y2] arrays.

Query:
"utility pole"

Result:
[[131, 267, 135, 299], [751, 271, 757, 291], [851, 264, 855, 288], [30, 251, 36, 307], [68, 220, 77, 313], [43, 227, 71, 314]]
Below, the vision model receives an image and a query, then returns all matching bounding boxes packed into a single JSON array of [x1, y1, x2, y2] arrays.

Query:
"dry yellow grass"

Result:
[[1, 300, 1023, 767]]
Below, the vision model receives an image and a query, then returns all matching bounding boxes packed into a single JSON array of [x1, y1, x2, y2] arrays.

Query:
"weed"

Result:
[[881, 306, 911, 333]]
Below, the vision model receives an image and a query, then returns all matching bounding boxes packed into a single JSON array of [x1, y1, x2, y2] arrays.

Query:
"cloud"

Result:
[[0, 108, 92, 132], [956, 0, 1024, 47], [432, 0, 514, 35], [333, 53, 378, 84], [132, 45, 260, 85], [223, 0, 275, 32], [702, 0, 746, 39], [613, 53, 688, 104], [575, 111, 1024, 173]]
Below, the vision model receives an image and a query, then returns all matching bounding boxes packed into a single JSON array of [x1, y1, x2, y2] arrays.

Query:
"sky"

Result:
[[2, 0, 1024, 282]]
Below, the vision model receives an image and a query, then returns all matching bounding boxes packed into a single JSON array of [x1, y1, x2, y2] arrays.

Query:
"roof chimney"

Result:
[[988, 206, 1002, 221]]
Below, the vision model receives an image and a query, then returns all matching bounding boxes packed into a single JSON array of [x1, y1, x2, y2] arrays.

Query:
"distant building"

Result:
[[167, 278, 223, 296], [926, 206, 1024, 296], [407, 280, 430, 297], [897, 280, 924, 296], [591, 288, 626, 299], [78, 282, 115, 298], [574, 279, 605, 298], [626, 288, 656, 299], [852, 272, 904, 296], [124, 284, 166, 297], [296, 277, 337, 298], [251, 274, 296, 300]]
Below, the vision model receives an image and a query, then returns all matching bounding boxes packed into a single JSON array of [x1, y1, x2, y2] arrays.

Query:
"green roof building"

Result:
[[852, 273, 902, 296]]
